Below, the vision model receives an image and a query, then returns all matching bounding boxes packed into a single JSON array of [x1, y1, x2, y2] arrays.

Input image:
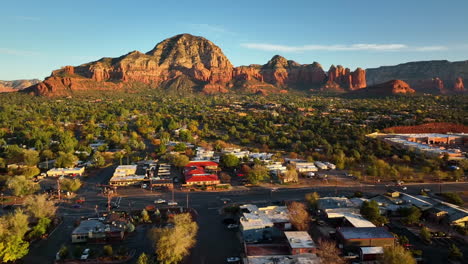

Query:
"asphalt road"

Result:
[[22, 166, 468, 264]]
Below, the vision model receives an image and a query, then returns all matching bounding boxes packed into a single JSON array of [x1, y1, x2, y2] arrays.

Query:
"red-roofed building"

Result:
[[184, 161, 220, 185], [185, 161, 219, 170]]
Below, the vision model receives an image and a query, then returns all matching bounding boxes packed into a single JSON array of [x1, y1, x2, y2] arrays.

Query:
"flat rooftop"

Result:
[[338, 227, 395, 240], [247, 254, 320, 264], [284, 231, 316, 249]]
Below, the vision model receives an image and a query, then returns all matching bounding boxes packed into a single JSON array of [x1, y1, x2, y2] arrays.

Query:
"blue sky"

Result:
[[1, 0, 467, 80]]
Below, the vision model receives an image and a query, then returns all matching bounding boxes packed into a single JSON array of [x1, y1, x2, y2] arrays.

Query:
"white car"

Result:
[[168, 201, 178, 206], [227, 224, 239, 229], [227, 257, 241, 263], [154, 199, 166, 204], [80, 248, 90, 260]]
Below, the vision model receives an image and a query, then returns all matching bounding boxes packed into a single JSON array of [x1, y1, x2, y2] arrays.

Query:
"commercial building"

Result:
[[71, 219, 125, 243], [240, 204, 291, 242], [284, 231, 317, 255], [184, 161, 220, 186], [383, 134, 466, 159], [246, 254, 320, 264], [109, 165, 145, 186], [46, 167, 85, 177], [336, 227, 395, 250]]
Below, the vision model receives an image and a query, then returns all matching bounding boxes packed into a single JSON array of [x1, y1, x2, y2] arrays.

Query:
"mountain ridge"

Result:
[[21, 34, 466, 96]]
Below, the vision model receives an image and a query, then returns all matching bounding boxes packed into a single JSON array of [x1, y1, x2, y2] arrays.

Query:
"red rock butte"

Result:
[[24, 34, 366, 96]]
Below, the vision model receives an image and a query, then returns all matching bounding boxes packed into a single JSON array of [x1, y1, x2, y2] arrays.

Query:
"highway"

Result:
[[23, 165, 468, 264]]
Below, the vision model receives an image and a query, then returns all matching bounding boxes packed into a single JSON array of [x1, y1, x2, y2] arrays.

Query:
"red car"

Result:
[[237, 173, 245, 177]]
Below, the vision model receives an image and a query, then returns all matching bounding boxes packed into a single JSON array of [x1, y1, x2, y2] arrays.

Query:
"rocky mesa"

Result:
[[366, 60, 467, 94], [24, 34, 366, 96], [350, 80, 415, 96]]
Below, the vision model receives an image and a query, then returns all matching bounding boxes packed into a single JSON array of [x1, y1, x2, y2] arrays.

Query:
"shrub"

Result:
[[103, 245, 113, 256]]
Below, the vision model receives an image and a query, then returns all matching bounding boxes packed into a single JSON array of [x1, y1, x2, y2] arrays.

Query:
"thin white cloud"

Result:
[[414, 46, 447, 51], [0, 48, 40, 56], [14, 16, 40, 21], [241, 43, 447, 52]]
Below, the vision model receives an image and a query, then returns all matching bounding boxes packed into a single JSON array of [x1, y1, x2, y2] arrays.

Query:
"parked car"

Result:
[[76, 197, 85, 203], [227, 224, 239, 229], [220, 198, 232, 204], [141, 184, 148, 189], [167, 201, 178, 206], [227, 256, 241, 263], [154, 199, 166, 204], [80, 249, 90, 260]]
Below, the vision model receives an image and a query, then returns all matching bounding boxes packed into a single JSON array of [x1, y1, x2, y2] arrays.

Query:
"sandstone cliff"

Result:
[[351, 80, 415, 96], [0, 79, 41, 92], [366, 60, 468, 93]]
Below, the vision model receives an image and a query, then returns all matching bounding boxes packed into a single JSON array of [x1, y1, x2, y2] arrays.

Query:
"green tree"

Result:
[[305, 192, 320, 210], [441, 192, 463, 206], [398, 206, 421, 225], [23, 149, 39, 166], [141, 209, 151, 223], [382, 245, 416, 264], [60, 178, 82, 193], [58, 245, 69, 259], [55, 151, 78, 168], [103, 245, 113, 256], [27, 217, 51, 239], [23, 194, 57, 219], [448, 243, 463, 260], [20, 166, 40, 179], [172, 154, 189, 168], [247, 165, 269, 184], [136, 252, 150, 264], [420, 227, 431, 244], [0, 210, 30, 262], [360, 200, 388, 226], [7, 176, 40, 196], [58, 131, 78, 153], [220, 154, 240, 169], [149, 213, 198, 264], [92, 151, 106, 168]]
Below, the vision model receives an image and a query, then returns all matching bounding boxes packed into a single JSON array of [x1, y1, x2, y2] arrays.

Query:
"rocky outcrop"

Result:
[[453, 77, 465, 92], [366, 60, 468, 93], [22, 33, 369, 96], [323, 65, 366, 91], [351, 80, 415, 96], [0, 79, 41, 92]]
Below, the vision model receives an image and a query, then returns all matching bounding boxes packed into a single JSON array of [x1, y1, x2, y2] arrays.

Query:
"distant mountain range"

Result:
[[7, 34, 465, 96], [0, 79, 40, 93]]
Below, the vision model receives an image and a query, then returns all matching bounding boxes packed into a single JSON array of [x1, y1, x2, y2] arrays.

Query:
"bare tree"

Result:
[[316, 238, 345, 264], [287, 201, 309, 231]]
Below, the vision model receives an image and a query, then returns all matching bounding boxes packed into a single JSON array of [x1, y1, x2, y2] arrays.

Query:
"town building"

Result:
[[46, 167, 85, 177], [71, 219, 126, 243], [240, 204, 291, 242], [184, 161, 220, 186], [246, 254, 321, 264], [359, 246, 384, 261], [109, 165, 145, 186], [336, 227, 395, 250], [284, 231, 317, 255]]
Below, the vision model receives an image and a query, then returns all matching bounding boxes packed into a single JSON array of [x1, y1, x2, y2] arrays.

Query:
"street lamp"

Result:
[[1, 193, 3, 210]]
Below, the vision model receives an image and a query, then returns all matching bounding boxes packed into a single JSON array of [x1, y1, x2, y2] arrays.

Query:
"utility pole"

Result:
[[57, 177, 61, 201], [186, 192, 189, 209], [107, 191, 111, 212]]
